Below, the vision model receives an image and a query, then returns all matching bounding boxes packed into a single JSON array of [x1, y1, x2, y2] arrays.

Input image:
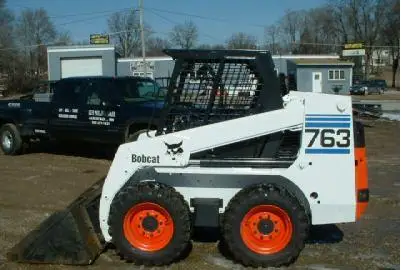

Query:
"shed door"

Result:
[[312, 72, 322, 93], [61, 57, 103, 78]]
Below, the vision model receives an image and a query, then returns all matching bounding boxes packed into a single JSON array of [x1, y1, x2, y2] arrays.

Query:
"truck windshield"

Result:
[[116, 79, 166, 102]]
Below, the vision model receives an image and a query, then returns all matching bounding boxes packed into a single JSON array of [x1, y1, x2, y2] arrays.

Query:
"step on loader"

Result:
[[7, 49, 369, 268]]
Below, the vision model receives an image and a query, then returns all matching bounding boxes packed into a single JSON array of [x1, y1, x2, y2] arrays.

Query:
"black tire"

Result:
[[108, 181, 192, 266], [126, 129, 149, 143], [0, 123, 23, 155], [222, 183, 310, 268]]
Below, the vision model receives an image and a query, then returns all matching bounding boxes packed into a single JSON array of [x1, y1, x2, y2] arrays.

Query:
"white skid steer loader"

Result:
[[7, 49, 369, 268]]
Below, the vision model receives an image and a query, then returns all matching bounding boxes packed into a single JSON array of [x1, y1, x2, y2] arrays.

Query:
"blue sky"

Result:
[[7, 0, 325, 45]]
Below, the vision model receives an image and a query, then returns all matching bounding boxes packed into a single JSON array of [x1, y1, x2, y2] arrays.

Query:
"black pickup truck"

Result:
[[0, 76, 165, 155]]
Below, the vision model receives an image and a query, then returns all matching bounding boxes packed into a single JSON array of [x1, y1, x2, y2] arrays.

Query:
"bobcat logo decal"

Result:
[[164, 140, 184, 160]]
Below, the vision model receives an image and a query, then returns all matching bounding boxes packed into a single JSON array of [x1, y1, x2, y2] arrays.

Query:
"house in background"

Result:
[[288, 59, 354, 95]]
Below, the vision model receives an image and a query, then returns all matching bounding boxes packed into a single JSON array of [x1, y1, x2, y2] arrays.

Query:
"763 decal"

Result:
[[306, 128, 350, 148], [303, 114, 352, 154]]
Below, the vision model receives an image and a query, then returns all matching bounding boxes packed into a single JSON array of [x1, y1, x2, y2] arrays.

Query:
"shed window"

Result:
[[328, 69, 345, 80]]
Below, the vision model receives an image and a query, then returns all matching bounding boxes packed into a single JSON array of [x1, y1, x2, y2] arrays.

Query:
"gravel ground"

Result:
[[0, 120, 399, 270]]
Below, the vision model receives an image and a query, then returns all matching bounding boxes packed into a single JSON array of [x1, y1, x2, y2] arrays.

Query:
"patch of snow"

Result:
[[380, 112, 400, 121]]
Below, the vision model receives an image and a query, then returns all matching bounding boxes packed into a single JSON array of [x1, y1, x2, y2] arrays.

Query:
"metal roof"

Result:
[[47, 44, 115, 53], [291, 59, 355, 66]]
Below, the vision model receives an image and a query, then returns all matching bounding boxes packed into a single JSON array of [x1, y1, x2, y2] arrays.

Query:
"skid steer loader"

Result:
[[7, 49, 369, 268]]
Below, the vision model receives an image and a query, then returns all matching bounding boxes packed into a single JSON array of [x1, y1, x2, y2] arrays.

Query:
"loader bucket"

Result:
[[7, 177, 106, 265]]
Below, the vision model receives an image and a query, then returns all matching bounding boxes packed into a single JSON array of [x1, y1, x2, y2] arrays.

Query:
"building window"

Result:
[[328, 69, 345, 80]]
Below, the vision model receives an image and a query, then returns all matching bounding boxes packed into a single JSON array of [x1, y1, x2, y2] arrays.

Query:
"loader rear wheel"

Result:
[[108, 181, 191, 266], [222, 184, 309, 268]]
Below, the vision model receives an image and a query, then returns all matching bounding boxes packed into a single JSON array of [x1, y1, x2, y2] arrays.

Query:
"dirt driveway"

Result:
[[0, 120, 399, 270]]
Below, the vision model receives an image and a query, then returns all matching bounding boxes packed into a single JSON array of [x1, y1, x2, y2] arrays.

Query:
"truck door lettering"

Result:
[[8, 102, 20, 108], [88, 110, 116, 126], [58, 108, 79, 119]]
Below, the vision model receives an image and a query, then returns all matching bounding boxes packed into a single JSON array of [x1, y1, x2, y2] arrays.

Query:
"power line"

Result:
[[3, 4, 399, 51], [56, 13, 117, 27], [147, 9, 220, 43], [0, 27, 153, 51], [10, 4, 133, 22], [49, 8, 133, 19], [11, 4, 131, 19], [8, 6, 135, 27], [145, 7, 266, 29], [146, 7, 400, 49], [8, 3, 401, 50]]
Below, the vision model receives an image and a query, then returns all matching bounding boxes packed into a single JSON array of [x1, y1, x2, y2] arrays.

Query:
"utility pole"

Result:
[[139, 0, 147, 77]]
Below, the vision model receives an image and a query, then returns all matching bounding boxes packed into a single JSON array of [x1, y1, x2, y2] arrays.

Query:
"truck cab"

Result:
[[0, 76, 165, 155]]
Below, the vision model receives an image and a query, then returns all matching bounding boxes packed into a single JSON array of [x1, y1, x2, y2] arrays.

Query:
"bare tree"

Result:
[[146, 37, 170, 56], [169, 20, 198, 49], [74, 39, 90, 46], [264, 24, 283, 54], [0, 0, 15, 73], [381, 0, 400, 87], [226, 32, 257, 49], [54, 31, 73, 46], [296, 6, 341, 54], [279, 9, 306, 53], [197, 44, 212, 49], [211, 44, 226, 49], [328, 0, 389, 77], [15, 8, 57, 79], [107, 9, 143, 57]]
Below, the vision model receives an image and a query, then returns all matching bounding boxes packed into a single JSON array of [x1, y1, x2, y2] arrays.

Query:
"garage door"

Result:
[[60, 57, 103, 78]]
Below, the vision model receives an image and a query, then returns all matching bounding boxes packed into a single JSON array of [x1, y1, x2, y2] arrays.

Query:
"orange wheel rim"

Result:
[[123, 202, 174, 252], [240, 205, 293, 255]]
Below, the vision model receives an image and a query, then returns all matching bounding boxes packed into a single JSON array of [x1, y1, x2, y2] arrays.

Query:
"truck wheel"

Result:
[[108, 181, 191, 266], [222, 183, 310, 268], [0, 123, 23, 155]]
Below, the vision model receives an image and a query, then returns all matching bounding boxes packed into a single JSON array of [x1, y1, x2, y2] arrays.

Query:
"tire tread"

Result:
[[0, 123, 23, 155], [108, 181, 191, 266], [222, 183, 310, 268]]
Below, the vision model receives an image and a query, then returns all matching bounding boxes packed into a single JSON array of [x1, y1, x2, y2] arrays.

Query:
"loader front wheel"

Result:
[[222, 184, 310, 268], [108, 181, 191, 266]]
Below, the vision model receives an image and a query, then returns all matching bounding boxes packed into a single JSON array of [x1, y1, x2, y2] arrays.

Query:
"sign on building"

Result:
[[90, 34, 110, 45], [342, 43, 365, 56], [130, 61, 155, 79], [130, 60, 155, 71]]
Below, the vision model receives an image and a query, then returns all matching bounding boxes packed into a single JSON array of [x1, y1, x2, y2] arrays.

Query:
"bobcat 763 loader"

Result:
[[7, 49, 369, 268]]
